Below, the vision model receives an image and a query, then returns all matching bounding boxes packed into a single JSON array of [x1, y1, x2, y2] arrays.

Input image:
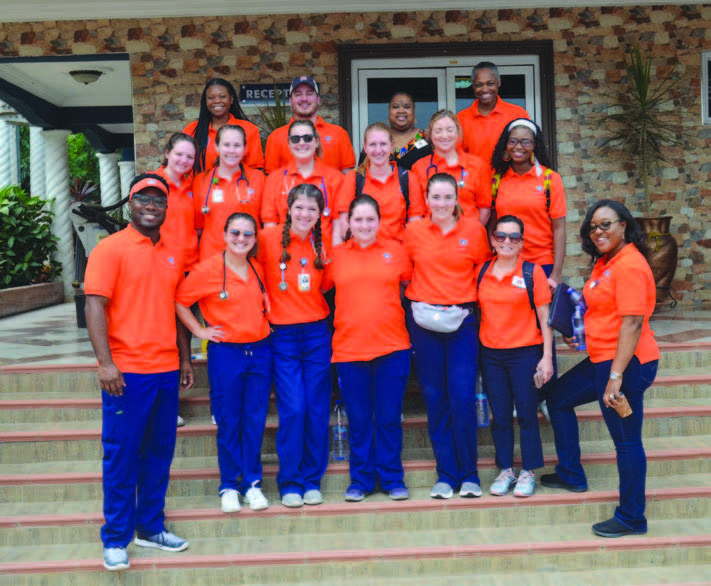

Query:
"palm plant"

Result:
[[258, 86, 289, 138], [598, 45, 683, 215]]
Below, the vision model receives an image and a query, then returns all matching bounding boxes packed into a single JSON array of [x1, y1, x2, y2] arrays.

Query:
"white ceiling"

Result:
[[0, 0, 692, 22]]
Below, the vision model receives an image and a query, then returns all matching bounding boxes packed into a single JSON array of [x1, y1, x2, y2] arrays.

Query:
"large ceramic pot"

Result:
[[637, 216, 678, 306]]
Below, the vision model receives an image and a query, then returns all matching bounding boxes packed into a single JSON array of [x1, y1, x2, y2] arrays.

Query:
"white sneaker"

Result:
[[539, 400, 551, 422], [220, 489, 241, 513], [514, 470, 536, 498], [244, 486, 269, 510], [490, 468, 516, 496], [211, 414, 217, 425], [177, 415, 185, 427]]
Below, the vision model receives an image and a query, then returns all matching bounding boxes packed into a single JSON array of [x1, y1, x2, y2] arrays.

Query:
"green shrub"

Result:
[[0, 185, 60, 289]]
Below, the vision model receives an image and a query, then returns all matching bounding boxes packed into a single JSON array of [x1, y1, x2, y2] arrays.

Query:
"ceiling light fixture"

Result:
[[69, 70, 104, 85]]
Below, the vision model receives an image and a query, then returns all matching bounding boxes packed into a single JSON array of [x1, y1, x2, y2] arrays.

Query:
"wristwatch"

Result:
[[609, 371, 623, 381]]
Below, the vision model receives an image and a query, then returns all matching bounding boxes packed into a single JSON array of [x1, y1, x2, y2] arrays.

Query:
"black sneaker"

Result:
[[134, 531, 189, 552], [540, 472, 587, 493], [592, 517, 646, 538]]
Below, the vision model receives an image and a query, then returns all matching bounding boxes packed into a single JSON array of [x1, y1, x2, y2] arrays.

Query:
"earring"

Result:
[[502, 152, 511, 162], [530, 153, 536, 164]]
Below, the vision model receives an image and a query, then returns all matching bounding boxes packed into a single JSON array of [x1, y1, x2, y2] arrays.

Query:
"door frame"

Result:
[[338, 41, 557, 165]]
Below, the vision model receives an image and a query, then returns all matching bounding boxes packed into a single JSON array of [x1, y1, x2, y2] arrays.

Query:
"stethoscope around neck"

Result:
[[425, 154, 467, 188], [219, 252, 268, 316], [201, 164, 251, 214], [283, 169, 331, 217]]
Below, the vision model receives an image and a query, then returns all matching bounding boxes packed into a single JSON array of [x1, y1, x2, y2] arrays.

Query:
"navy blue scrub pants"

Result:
[[336, 349, 410, 493], [546, 355, 658, 531], [479, 344, 545, 471], [101, 370, 179, 548], [207, 339, 272, 495], [407, 308, 480, 489], [270, 320, 332, 497]]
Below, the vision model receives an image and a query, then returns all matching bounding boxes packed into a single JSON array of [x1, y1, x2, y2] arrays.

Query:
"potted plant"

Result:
[[0, 185, 63, 317], [598, 45, 684, 305]]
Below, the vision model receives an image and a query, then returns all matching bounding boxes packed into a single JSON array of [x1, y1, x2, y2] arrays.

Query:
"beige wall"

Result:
[[2, 5, 710, 303]]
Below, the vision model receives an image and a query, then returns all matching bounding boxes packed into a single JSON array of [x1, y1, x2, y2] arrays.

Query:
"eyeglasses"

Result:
[[132, 194, 167, 208], [506, 138, 534, 148], [492, 231, 523, 244], [228, 229, 256, 239], [588, 220, 622, 234], [289, 134, 315, 144]]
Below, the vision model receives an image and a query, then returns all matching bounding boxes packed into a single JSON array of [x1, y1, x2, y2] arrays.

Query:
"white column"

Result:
[[118, 160, 135, 219], [8, 124, 19, 186], [96, 152, 121, 208], [0, 121, 10, 188], [30, 126, 46, 198], [43, 129, 74, 297]]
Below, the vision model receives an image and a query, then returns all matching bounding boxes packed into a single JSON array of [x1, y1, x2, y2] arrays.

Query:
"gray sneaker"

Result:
[[134, 530, 189, 552], [103, 547, 129, 571], [281, 493, 304, 508], [459, 481, 482, 498], [429, 482, 454, 499], [513, 470, 536, 498], [490, 468, 517, 496], [303, 489, 323, 505]]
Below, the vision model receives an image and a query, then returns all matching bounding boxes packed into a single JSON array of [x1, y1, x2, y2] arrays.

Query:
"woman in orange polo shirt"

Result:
[[257, 183, 332, 508], [152, 133, 199, 273], [336, 122, 425, 243], [490, 118, 567, 286], [175, 212, 272, 514], [262, 119, 344, 246], [183, 78, 264, 173], [193, 124, 265, 262], [403, 172, 491, 500], [541, 200, 659, 538], [322, 195, 412, 502], [411, 110, 491, 226], [476, 215, 554, 498]]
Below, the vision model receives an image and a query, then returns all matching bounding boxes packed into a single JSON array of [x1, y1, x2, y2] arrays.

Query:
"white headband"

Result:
[[507, 119, 538, 135]]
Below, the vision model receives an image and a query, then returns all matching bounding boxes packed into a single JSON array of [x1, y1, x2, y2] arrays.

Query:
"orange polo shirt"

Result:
[[404, 216, 492, 305], [264, 116, 356, 174], [84, 225, 183, 374], [175, 253, 270, 343], [583, 243, 659, 364], [476, 258, 551, 349], [493, 165, 567, 266], [257, 225, 330, 325], [183, 114, 265, 171], [334, 165, 426, 242], [152, 166, 199, 271], [193, 166, 265, 262], [457, 97, 530, 165], [261, 159, 344, 245], [322, 238, 411, 363], [411, 150, 491, 218]]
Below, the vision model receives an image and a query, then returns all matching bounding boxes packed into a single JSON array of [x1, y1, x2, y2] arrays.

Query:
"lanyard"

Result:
[[278, 232, 319, 291]]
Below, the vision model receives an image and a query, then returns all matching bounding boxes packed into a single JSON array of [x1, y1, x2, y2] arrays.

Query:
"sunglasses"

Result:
[[588, 220, 622, 234], [132, 194, 167, 208], [492, 231, 523, 244], [228, 229, 256, 239], [289, 134, 315, 144], [506, 138, 534, 148]]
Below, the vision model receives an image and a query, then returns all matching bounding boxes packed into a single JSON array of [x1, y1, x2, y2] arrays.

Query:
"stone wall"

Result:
[[2, 5, 710, 304]]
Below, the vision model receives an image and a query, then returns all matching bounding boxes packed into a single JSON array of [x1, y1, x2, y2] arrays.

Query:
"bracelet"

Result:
[[609, 371, 623, 381]]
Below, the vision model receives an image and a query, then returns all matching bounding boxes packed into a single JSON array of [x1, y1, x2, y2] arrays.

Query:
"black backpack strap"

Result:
[[476, 259, 492, 290], [397, 168, 410, 213], [522, 260, 541, 331], [355, 172, 365, 196]]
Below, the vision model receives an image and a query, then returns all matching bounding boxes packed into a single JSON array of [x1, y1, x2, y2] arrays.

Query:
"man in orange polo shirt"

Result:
[[457, 62, 530, 166], [84, 173, 194, 571], [264, 76, 356, 174]]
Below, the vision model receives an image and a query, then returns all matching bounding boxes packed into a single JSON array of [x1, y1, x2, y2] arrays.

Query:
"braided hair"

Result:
[[280, 183, 326, 270], [491, 118, 553, 176], [193, 78, 248, 174]]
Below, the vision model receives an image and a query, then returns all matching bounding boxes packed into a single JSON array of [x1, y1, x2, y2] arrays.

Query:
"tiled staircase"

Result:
[[1, 344, 710, 585]]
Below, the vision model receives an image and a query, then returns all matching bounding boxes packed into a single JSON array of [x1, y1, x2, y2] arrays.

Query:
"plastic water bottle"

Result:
[[476, 391, 490, 428], [572, 305, 586, 351], [567, 286, 587, 312], [331, 400, 349, 461]]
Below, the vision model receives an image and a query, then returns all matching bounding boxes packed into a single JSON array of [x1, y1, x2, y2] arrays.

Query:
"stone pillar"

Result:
[[30, 126, 46, 198], [118, 160, 135, 219], [43, 129, 74, 297], [0, 121, 11, 188], [96, 152, 121, 208]]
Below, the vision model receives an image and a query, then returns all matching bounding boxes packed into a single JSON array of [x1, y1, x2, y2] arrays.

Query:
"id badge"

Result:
[[511, 276, 526, 289], [298, 273, 311, 292], [212, 189, 224, 203]]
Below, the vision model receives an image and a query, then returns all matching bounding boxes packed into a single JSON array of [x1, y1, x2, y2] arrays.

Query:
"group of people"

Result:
[[84, 62, 660, 572]]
